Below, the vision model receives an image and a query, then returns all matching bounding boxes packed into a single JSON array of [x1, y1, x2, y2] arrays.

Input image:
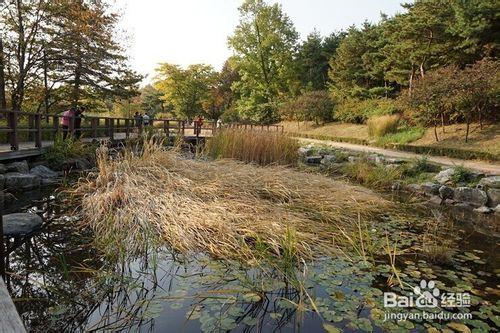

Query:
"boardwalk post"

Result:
[[181, 121, 185, 136], [91, 118, 98, 138], [35, 114, 42, 148], [109, 118, 114, 140], [8, 111, 19, 151]]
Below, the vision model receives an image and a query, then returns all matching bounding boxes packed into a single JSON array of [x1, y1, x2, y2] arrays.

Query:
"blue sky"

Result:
[[119, 0, 406, 81]]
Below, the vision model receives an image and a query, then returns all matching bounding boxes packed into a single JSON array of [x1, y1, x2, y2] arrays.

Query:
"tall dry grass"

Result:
[[206, 129, 299, 165], [74, 140, 392, 263], [367, 115, 400, 138]]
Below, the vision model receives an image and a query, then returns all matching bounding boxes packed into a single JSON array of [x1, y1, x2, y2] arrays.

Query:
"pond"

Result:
[[3, 188, 499, 332]]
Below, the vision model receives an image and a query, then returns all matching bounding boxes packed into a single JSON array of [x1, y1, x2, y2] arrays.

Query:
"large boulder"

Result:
[[6, 160, 29, 173], [4, 172, 41, 191], [30, 165, 58, 179], [434, 168, 455, 185], [298, 146, 313, 157], [421, 182, 441, 196], [487, 189, 500, 207], [61, 157, 92, 171], [479, 176, 500, 189], [2, 213, 42, 236], [453, 187, 488, 207], [305, 156, 323, 164], [439, 186, 454, 200], [321, 155, 342, 166], [0, 164, 7, 174]]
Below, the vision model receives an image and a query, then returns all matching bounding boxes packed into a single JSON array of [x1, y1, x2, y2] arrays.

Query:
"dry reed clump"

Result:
[[75, 141, 393, 263], [206, 128, 299, 166], [367, 115, 400, 138]]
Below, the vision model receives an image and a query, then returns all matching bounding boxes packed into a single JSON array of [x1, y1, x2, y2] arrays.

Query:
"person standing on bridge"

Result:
[[195, 115, 204, 136], [74, 106, 86, 139], [143, 113, 151, 127], [60, 107, 77, 140]]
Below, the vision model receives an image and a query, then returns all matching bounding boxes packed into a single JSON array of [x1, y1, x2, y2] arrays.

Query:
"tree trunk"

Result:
[[433, 119, 439, 142], [478, 106, 483, 130], [408, 65, 416, 97], [43, 48, 50, 122], [0, 37, 6, 110], [465, 117, 470, 143], [441, 112, 445, 134], [72, 57, 82, 107]]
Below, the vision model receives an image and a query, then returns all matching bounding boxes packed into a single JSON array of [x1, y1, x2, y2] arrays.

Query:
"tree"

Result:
[[228, 0, 299, 123], [154, 63, 216, 120], [280, 90, 334, 125], [140, 85, 166, 116], [202, 60, 240, 121]]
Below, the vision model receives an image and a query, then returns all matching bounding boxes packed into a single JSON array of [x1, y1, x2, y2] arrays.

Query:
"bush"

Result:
[[279, 91, 334, 124], [334, 98, 399, 124], [375, 126, 425, 145], [367, 115, 399, 138], [206, 129, 299, 166], [44, 135, 96, 169], [342, 159, 403, 190]]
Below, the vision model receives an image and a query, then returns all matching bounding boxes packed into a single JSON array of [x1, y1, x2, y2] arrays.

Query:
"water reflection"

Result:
[[2, 193, 499, 332]]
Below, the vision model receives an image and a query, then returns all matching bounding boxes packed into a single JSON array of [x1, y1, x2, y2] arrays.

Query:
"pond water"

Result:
[[2, 188, 499, 332]]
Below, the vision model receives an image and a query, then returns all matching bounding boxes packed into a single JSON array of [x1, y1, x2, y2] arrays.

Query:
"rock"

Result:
[[495, 204, 500, 214], [385, 164, 400, 170], [367, 154, 384, 164], [421, 182, 441, 196], [439, 186, 454, 200], [320, 155, 339, 166], [30, 165, 59, 179], [4, 172, 41, 191], [298, 146, 313, 156], [62, 157, 92, 170], [6, 160, 29, 173], [305, 156, 322, 164], [478, 176, 500, 189], [385, 158, 405, 165], [2, 213, 42, 236], [487, 189, 500, 207], [348, 156, 359, 163], [391, 182, 403, 191], [406, 184, 422, 193], [0, 164, 7, 174], [453, 187, 488, 207], [0, 174, 5, 190], [434, 168, 455, 185], [429, 196, 442, 205], [474, 206, 492, 214]]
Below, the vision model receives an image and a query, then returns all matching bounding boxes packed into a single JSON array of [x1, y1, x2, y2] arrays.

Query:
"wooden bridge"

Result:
[[0, 110, 283, 161]]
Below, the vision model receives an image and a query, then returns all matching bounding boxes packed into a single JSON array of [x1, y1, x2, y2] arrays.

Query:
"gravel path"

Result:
[[298, 138, 500, 175]]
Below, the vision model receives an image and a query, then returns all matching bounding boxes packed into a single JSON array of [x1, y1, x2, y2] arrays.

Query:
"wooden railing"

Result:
[[0, 110, 285, 151], [226, 123, 284, 133], [0, 110, 218, 151]]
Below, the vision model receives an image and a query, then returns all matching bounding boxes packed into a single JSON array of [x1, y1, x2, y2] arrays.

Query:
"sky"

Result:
[[118, 0, 407, 83]]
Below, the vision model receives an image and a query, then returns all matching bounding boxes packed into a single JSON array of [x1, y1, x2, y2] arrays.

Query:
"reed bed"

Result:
[[206, 129, 299, 165], [74, 140, 392, 263]]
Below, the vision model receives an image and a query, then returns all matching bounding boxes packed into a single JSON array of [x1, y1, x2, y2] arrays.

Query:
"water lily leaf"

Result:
[[323, 323, 340, 333], [446, 322, 471, 333]]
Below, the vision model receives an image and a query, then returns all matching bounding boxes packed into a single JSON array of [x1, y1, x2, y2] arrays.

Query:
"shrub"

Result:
[[402, 157, 440, 178], [44, 135, 96, 169], [376, 126, 425, 145], [451, 165, 474, 185], [334, 98, 399, 124], [342, 160, 403, 190], [206, 129, 299, 166], [279, 91, 334, 124], [367, 115, 400, 138]]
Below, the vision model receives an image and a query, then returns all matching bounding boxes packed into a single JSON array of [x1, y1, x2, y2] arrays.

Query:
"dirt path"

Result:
[[298, 138, 500, 175]]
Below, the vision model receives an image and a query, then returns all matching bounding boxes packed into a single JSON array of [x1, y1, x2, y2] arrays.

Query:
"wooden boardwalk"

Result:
[[0, 278, 25, 333]]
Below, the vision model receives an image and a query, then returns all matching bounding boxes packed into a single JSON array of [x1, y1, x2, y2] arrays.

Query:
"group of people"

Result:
[[133, 112, 151, 128]]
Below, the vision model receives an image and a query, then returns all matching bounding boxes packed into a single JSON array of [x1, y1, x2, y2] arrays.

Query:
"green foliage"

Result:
[[402, 157, 440, 178], [154, 63, 216, 120], [280, 91, 334, 124], [334, 98, 399, 124], [451, 166, 475, 185], [375, 127, 425, 145], [228, 0, 299, 123], [342, 160, 402, 190], [367, 115, 399, 138], [44, 136, 96, 169]]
